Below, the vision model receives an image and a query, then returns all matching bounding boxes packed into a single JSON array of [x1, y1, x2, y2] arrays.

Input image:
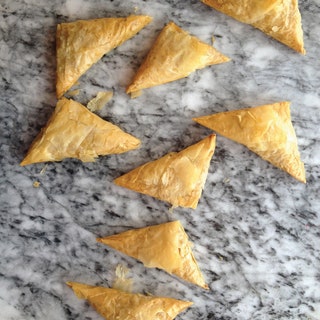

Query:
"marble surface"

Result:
[[1, 0, 320, 319]]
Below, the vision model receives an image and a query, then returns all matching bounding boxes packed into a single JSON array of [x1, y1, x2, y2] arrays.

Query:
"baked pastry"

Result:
[[193, 101, 306, 182], [97, 221, 208, 289], [126, 22, 230, 95], [20, 98, 140, 166], [201, 0, 305, 54], [114, 134, 216, 208], [67, 282, 192, 320], [56, 15, 152, 98]]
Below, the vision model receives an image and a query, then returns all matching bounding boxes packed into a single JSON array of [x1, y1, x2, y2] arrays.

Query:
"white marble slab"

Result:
[[1, 0, 319, 319]]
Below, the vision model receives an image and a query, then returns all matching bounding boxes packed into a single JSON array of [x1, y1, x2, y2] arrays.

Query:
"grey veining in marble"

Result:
[[1, 0, 320, 319]]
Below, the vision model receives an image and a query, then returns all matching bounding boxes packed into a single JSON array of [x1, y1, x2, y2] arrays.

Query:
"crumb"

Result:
[[68, 89, 80, 97], [168, 205, 177, 214], [134, 6, 139, 13], [40, 164, 47, 175], [112, 264, 133, 292], [87, 91, 113, 112], [211, 35, 215, 44], [130, 90, 142, 99], [223, 177, 230, 184], [33, 181, 40, 188]]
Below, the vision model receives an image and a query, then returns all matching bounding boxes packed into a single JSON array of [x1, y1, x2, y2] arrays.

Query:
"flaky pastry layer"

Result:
[[193, 101, 306, 182], [20, 98, 140, 165], [201, 0, 305, 54], [97, 221, 208, 289], [114, 134, 216, 208], [67, 281, 192, 320], [126, 22, 230, 94]]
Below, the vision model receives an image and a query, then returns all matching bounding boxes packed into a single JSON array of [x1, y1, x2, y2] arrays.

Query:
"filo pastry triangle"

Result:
[[97, 221, 208, 289], [126, 22, 230, 95], [67, 282, 192, 320], [201, 0, 305, 54], [114, 134, 216, 208], [193, 101, 306, 183], [56, 15, 152, 98], [20, 98, 140, 166]]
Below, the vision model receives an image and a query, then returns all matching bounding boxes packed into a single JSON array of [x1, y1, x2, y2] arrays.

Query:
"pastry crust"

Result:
[[201, 0, 305, 54], [20, 98, 140, 166], [126, 22, 230, 94], [56, 15, 152, 98], [97, 221, 208, 289], [202, 0, 281, 23], [67, 282, 192, 320], [114, 134, 216, 208], [193, 102, 306, 183]]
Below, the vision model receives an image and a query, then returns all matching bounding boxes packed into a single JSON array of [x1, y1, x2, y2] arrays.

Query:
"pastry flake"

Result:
[[56, 15, 152, 98], [126, 22, 230, 94], [112, 264, 133, 292], [97, 221, 208, 289], [67, 281, 192, 320], [114, 134, 216, 208], [87, 91, 113, 112], [201, 0, 305, 54], [20, 98, 140, 166], [193, 101, 306, 182]]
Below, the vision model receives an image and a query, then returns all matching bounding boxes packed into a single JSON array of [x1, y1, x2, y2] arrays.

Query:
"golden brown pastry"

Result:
[[126, 22, 230, 95], [67, 281, 192, 320], [201, 0, 305, 54], [193, 101, 306, 183], [20, 98, 140, 166], [97, 221, 208, 289], [56, 15, 152, 98], [114, 134, 216, 208]]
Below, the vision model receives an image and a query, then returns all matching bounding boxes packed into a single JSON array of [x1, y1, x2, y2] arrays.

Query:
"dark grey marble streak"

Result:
[[1, 0, 320, 319]]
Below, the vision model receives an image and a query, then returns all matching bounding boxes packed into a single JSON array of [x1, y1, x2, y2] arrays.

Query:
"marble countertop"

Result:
[[1, 0, 320, 319]]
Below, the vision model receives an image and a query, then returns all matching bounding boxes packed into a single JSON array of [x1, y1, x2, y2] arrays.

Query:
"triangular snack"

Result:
[[97, 221, 208, 289], [193, 101, 306, 182], [201, 0, 305, 54], [56, 15, 152, 98], [67, 282, 192, 320], [126, 22, 230, 94], [114, 134, 216, 208], [20, 98, 140, 166]]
